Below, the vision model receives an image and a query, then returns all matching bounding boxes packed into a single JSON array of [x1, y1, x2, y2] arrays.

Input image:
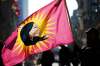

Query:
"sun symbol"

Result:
[[13, 12, 56, 54]]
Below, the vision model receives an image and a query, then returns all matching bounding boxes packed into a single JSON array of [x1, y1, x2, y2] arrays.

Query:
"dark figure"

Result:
[[59, 45, 72, 66], [20, 22, 47, 46], [0, 40, 4, 66], [41, 50, 54, 66], [15, 62, 22, 66], [71, 43, 81, 66], [81, 28, 100, 66]]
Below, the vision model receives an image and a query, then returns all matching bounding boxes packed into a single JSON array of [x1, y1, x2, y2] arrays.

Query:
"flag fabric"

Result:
[[2, 0, 74, 66]]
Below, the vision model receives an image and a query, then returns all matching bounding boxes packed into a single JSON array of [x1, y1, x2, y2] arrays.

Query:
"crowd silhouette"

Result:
[[80, 28, 100, 66]]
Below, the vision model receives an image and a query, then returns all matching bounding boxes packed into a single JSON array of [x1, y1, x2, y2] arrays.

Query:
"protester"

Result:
[[81, 28, 100, 66], [59, 45, 72, 66], [41, 50, 54, 66], [71, 43, 81, 66]]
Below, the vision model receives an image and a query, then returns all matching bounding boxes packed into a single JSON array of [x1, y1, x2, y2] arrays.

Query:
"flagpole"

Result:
[[56, 0, 75, 43], [64, 0, 76, 43]]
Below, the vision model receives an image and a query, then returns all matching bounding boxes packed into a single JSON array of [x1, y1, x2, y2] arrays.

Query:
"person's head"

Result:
[[29, 22, 39, 37], [30, 22, 38, 32], [20, 22, 39, 40], [20, 22, 33, 41], [86, 28, 99, 46], [60, 45, 67, 49], [86, 28, 99, 41]]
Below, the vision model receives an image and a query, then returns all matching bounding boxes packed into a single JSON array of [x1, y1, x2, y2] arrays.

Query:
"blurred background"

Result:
[[0, 0, 100, 66]]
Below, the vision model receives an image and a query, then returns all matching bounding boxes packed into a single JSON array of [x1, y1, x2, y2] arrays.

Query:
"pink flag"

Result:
[[2, 0, 74, 66]]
